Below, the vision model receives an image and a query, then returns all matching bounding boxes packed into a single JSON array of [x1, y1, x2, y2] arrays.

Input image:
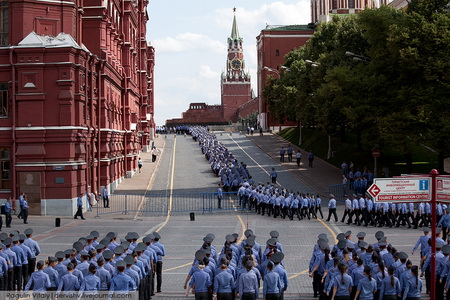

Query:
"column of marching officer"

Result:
[[184, 229, 287, 300], [0, 229, 166, 299]]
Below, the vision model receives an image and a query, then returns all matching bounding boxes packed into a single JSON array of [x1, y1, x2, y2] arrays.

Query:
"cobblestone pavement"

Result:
[[15, 133, 430, 299]]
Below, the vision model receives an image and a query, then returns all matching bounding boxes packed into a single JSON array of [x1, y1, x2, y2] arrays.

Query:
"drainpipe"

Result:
[[9, 48, 16, 200], [96, 57, 104, 193]]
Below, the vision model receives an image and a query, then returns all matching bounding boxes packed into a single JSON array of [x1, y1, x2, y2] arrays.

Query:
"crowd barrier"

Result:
[[93, 192, 243, 217]]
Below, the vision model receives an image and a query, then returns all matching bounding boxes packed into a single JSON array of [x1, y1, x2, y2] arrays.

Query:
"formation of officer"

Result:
[[17, 230, 165, 299], [309, 230, 424, 300], [339, 193, 449, 230], [0, 228, 40, 291], [184, 229, 288, 300], [190, 127, 253, 194]]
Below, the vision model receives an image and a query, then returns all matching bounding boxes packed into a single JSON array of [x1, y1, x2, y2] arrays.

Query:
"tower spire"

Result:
[[231, 8, 240, 40]]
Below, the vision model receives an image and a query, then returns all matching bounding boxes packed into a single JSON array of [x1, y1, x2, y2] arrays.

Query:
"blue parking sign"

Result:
[[419, 180, 429, 191]]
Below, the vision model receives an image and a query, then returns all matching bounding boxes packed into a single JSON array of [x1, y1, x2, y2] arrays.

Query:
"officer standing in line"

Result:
[[4, 197, 12, 228], [341, 195, 351, 223], [152, 232, 165, 293], [24, 228, 39, 277], [102, 187, 109, 208]]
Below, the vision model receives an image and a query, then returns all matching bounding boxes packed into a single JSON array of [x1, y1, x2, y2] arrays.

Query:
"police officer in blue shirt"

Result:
[[186, 260, 211, 300], [263, 261, 282, 300], [110, 260, 136, 294], [327, 194, 338, 222], [74, 193, 86, 220], [24, 260, 51, 293], [24, 228, 40, 276], [4, 197, 12, 228], [213, 261, 234, 300]]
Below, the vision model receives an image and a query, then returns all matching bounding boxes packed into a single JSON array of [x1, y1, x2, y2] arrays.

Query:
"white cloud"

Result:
[[153, 32, 226, 54], [199, 65, 220, 79]]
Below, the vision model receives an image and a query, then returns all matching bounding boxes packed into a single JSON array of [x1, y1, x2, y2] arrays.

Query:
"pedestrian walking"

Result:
[[279, 147, 286, 162], [102, 187, 109, 208], [74, 193, 85, 220], [331, 264, 353, 300], [217, 184, 223, 209], [287, 145, 293, 162], [22, 196, 29, 224], [185, 261, 211, 300], [151, 147, 160, 162], [295, 150, 302, 167], [4, 197, 12, 228], [327, 194, 338, 222], [308, 151, 314, 168], [138, 157, 143, 173], [270, 168, 277, 185]]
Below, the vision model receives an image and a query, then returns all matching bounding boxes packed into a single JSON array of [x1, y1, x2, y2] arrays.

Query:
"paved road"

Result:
[[17, 133, 429, 299]]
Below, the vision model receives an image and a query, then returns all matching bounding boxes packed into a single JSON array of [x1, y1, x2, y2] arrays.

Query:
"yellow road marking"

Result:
[[155, 137, 177, 233], [236, 215, 246, 243], [317, 218, 337, 241], [163, 262, 192, 272], [289, 269, 309, 280]]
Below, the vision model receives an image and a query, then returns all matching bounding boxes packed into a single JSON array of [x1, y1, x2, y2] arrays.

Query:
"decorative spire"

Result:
[[230, 8, 240, 40]]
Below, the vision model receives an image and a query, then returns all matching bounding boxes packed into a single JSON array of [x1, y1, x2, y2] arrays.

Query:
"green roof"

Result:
[[263, 24, 314, 31]]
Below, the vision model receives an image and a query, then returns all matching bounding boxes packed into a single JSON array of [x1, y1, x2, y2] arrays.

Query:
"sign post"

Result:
[[367, 170, 439, 300], [372, 150, 380, 177]]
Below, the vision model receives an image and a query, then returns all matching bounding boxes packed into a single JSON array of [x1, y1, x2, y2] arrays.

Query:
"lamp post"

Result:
[[263, 66, 281, 78]]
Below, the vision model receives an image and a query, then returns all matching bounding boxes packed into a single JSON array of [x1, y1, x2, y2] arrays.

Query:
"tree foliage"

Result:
[[263, 0, 450, 171]]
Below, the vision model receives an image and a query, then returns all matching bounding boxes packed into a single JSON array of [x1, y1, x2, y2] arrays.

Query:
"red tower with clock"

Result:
[[221, 10, 252, 123]]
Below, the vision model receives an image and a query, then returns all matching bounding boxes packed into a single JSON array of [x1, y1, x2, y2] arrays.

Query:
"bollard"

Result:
[[190, 212, 195, 221], [55, 218, 61, 227]]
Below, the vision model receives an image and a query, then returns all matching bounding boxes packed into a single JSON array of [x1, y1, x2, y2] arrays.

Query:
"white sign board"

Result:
[[437, 177, 450, 202], [367, 177, 431, 202]]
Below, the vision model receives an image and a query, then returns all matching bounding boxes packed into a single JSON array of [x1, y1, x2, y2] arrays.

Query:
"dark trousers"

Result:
[[287, 153, 292, 162], [316, 206, 324, 219], [21, 264, 28, 290], [296, 158, 301, 166], [195, 292, 210, 300], [152, 155, 157, 162], [241, 293, 256, 300], [7, 268, 13, 290], [217, 293, 233, 300], [28, 258, 36, 276], [22, 209, 28, 224], [266, 294, 281, 300], [155, 261, 162, 292], [74, 205, 84, 219], [218, 197, 222, 209], [5, 212, 11, 227], [271, 177, 277, 184], [103, 196, 109, 208], [341, 209, 350, 222], [327, 208, 338, 222], [280, 154, 285, 162], [13, 265, 22, 290], [0, 275, 3, 291]]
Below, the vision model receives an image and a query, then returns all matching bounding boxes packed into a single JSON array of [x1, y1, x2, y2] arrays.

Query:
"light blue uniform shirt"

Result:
[[380, 275, 401, 298], [189, 269, 211, 293], [24, 238, 40, 257], [213, 269, 234, 293], [333, 274, 353, 296], [57, 273, 80, 293], [79, 274, 101, 294], [109, 272, 135, 292], [238, 270, 259, 299], [95, 266, 112, 290], [328, 198, 336, 209], [402, 276, 422, 300], [25, 270, 51, 292], [357, 276, 376, 299], [263, 270, 282, 297]]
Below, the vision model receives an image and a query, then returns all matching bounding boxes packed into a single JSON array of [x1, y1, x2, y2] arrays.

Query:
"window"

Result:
[[0, 148, 10, 190], [275, 49, 280, 56], [332, 0, 338, 9], [0, 2, 8, 46], [0, 83, 7, 116], [349, 0, 355, 8]]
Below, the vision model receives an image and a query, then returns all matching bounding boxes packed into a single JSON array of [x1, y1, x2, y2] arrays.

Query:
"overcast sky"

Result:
[[146, 1, 310, 126]]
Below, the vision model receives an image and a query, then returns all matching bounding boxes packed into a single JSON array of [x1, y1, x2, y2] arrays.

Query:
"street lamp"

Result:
[[262, 66, 280, 78], [345, 51, 371, 63]]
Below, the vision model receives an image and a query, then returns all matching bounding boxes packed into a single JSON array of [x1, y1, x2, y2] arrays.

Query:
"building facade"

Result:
[[0, 0, 155, 215], [256, 25, 314, 130], [166, 10, 255, 126], [310, 0, 383, 23]]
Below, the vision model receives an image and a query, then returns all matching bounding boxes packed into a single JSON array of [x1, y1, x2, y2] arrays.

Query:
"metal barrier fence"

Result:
[[328, 183, 370, 201], [94, 192, 243, 217]]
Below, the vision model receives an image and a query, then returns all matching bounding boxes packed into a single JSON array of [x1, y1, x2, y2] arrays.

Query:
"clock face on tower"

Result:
[[231, 58, 242, 70]]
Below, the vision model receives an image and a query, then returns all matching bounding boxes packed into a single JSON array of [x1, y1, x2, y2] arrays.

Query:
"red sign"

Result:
[[372, 150, 381, 158], [367, 184, 380, 198]]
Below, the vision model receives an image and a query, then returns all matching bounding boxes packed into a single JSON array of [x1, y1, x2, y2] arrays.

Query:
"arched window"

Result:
[[275, 49, 280, 56]]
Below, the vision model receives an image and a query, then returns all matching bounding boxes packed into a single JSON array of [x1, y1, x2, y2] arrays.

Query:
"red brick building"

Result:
[[256, 25, 314, 130], [166, 10, 255, 126], [0, 0, 155, 215]]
